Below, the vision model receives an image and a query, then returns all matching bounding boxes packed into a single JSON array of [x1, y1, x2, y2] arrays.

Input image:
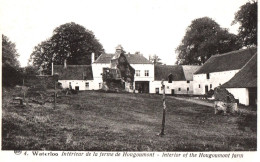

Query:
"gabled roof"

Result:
[[154, 65, 184, 81], [94, 54, 114, 64], [154, 65, 200, 81], [221, 53, 257, 88], [53, 65, 93, 80], [182, 65, 201, 81], [194, 48, 256, 74], [94, 53, 152, 64]]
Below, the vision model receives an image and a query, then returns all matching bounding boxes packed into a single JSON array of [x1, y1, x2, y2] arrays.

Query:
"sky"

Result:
[[0, 0, 248, 67]]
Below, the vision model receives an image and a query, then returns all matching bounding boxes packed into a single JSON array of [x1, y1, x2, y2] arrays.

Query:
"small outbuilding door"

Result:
[[205, 85, 208, 94], [156, 88, 159, 94], [75, 86, 79, 91], [171, 89, 175, 95]]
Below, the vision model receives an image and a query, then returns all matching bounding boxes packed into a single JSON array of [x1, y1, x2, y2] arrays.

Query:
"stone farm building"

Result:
[[53, 46, 257, 105], [53, 45, 200, 94], [221, 53, 257, 106], [193, 48, 256, 95], [151, 65, 200, 95]]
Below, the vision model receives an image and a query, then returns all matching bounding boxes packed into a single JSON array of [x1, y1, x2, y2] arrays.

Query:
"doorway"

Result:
[[205, 85, 208, 94], [135, 81, 149, 93]]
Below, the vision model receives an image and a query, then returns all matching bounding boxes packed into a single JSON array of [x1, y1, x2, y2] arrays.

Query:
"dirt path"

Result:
[[169, 96, 256, 115], [169, 96, 214, 107]]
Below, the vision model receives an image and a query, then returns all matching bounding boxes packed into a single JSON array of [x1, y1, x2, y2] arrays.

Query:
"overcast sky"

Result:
[[0, 0, 248, 67]]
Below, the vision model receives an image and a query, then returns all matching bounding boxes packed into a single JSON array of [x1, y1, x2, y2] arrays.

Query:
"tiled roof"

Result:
[[182, 65, 201, 81], [194, 48, 256, 74], [154, 65, 186, 81], [221, 53, 257, 88], [94, 54, 114, 64], [94, 53, 152, 64], [53, 65, 93, 80]]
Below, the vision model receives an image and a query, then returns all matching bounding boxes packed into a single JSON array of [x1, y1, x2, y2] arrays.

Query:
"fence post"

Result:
[[158, 80, 166, 136], [54, 80, 56, 109]]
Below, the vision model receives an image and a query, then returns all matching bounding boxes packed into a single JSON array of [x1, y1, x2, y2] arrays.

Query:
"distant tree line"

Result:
[[176, 1, 257, 65]]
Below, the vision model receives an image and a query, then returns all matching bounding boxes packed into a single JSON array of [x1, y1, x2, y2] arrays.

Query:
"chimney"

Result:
[[64, 59, 67, 69], [115, 45, 123, 54], [91, 52, 95, 64]]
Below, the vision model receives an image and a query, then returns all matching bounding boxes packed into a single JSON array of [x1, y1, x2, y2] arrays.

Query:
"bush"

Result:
[[2, 64, 23, 87]]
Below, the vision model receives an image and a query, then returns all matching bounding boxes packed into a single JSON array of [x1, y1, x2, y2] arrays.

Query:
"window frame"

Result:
[[144, 70, 149, 77], [136, 70, 140, 77]]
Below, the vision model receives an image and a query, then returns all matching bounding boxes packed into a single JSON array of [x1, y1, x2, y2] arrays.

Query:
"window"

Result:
[[178, 88, 181, 91], [187, 80, 190, 83], [136, 70, 140, 76], [187, 87, 189, 91], [206, 73, 210, 79], [99, 83, 102, 89], [145, 70, 149, 76], [210, 84, 212, 89], [85, 82, 89, 89], [199, 84, 200, 88], [167, 86, 169, 89]]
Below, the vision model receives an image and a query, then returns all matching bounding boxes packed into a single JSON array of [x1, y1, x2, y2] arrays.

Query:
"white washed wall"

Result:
[[131, 64, 154, 81], [193, 70, 239, 95], [92, 63, 110, 80], [150, 80, 194, 94], [58, 80, 95, 91], [227, 88, 249, 106]]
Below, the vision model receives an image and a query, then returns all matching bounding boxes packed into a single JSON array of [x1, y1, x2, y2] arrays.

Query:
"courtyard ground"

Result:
[[2, 90, 257, 151]]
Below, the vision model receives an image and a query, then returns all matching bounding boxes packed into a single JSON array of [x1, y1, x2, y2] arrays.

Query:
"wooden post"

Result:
[[158, 80, 166, 136], [54, 80, 56, 108]]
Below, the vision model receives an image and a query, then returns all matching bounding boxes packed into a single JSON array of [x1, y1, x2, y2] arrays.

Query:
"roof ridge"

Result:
[[238, 53, 257, 72], [53, 65, 91, 66], [211, 48, 256, 58]]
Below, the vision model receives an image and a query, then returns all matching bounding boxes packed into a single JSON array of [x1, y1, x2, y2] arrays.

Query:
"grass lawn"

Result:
[[2, 90, 257, 151]]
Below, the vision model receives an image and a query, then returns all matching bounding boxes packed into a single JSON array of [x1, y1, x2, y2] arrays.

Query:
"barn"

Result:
[[150, 65, 200, 95], [193, 48, 256, 95], [221, 54, 257, 106]]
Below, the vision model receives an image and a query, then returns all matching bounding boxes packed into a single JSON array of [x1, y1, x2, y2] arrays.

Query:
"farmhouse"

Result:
[[54, 45, 154, 92], [193, 48, 256, 95], [150, 65, 200, 95], [92, 45, 154, 93], [221, 54, 257, 106]]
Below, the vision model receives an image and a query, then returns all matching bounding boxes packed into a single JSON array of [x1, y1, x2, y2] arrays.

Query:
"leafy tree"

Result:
[[232, 1, 257, 47], [2, 35, 22, 86], [2, 35, 20, 67], [176, 17, 241, 65], [29, 22, 104, 74], [149, 54, 163, 65]]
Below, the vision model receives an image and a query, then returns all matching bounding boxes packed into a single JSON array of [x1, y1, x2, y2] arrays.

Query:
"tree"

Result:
[[2, 35, 20, 67], [176, 17, 241, 65], [2, 35, 22, 86], [232, 1, 257, 47], [149, 54, 163, 65], [29, 22, 104, 74]]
